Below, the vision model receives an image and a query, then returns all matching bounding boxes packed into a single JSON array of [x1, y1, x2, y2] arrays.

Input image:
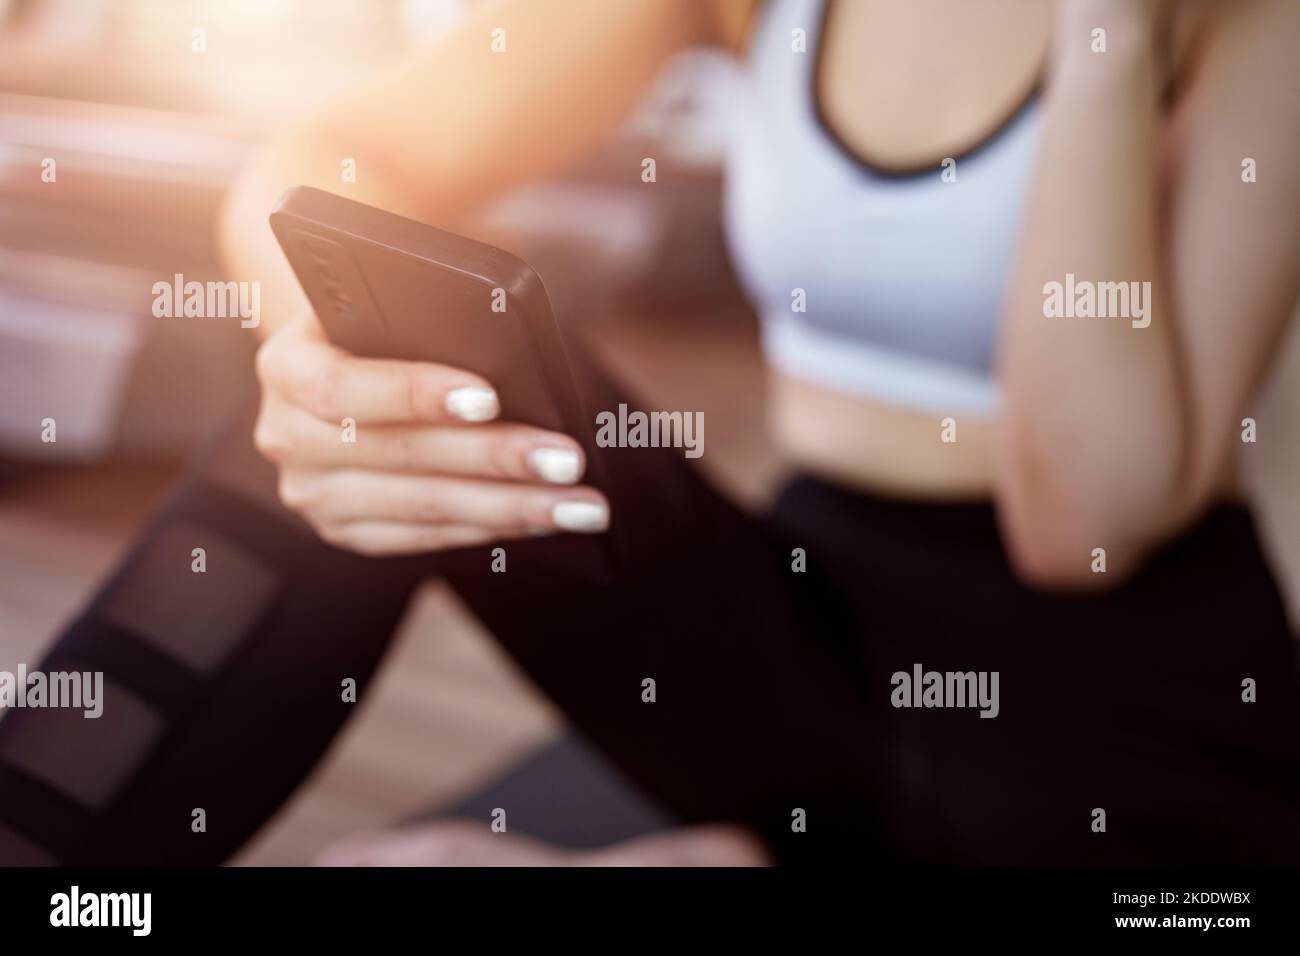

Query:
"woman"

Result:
[[222, 0, 1300, 864]]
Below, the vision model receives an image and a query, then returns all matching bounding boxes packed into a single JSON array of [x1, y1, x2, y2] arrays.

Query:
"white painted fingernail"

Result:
[[552, 501, 609, 532], [444, 387, 499, 422], [529, 448, 581, 485]]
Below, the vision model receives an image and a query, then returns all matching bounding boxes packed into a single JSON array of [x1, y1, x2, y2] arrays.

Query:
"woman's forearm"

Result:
[[998, 12, 1185, 584]]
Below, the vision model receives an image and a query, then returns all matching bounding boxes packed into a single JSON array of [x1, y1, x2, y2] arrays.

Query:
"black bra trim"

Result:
[[810, 0, 1047, 180]]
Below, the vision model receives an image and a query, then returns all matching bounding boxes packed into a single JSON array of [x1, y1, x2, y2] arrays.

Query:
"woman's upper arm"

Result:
[[1166, 0, 1300, 513]]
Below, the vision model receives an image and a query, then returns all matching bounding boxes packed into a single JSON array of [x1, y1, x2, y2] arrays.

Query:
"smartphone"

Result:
[[269, 186, 616, 568]]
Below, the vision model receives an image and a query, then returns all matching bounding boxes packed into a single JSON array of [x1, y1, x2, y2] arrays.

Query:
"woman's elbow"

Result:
[[999, 504, 1148, 593], [995, 437, 1175, 593]]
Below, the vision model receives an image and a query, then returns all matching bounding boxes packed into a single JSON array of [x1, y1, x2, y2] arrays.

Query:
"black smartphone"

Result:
[[269, 186, 616, 567], [270, 186, 593, 439]]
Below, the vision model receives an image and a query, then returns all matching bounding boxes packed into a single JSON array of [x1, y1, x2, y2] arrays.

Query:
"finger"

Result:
[[295, 469, 609, 534], [255, 397, 585, 484], [317, 521, 500, 557], [257, 315, 499, 425]]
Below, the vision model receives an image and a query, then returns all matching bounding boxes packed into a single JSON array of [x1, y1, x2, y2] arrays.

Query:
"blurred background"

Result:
[[1, 0, 1298, 864]]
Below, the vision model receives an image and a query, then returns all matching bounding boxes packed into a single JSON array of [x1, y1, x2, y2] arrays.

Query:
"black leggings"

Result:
[[3, 348, 1299, 865]]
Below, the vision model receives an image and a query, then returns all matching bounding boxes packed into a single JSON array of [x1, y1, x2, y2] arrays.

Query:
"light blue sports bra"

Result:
[[723, 0, 1044, 418]]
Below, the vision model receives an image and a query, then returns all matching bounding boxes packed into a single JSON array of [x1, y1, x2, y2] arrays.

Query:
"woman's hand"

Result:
[[253, 311, 609, 556]]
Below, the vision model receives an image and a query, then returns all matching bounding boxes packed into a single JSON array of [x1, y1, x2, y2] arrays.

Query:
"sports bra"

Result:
[[723, 0, 1044, 418]]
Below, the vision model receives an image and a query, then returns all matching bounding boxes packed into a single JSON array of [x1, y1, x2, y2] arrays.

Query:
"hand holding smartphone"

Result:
[[254, 187, 614, 558]]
